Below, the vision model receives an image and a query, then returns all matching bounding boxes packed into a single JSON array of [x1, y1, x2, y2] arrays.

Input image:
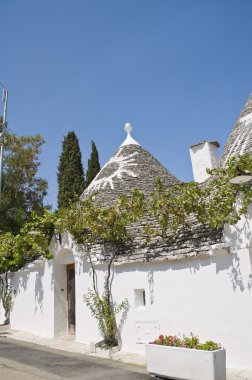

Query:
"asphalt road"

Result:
[[0, 337, 150, 380]]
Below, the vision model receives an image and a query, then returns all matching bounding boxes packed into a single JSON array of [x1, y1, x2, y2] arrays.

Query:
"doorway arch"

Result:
[[54, 248, 75, 336]]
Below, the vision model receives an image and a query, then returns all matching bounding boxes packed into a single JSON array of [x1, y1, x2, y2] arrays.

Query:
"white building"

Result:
[[2, 95, 252, 371]]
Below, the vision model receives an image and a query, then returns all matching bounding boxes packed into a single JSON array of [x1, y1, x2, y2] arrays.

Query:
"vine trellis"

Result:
[[1, 153, 252, 340]]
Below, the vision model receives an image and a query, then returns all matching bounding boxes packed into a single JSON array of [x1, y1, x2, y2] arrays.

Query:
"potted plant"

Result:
[[145, 333, 226, 380]]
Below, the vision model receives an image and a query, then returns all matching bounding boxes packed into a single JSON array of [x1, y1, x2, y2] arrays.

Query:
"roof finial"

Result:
[[124, 123, 132, 135], [120, 122, 140, 147]]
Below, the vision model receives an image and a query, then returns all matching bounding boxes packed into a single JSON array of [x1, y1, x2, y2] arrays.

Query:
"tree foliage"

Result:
[[0, 129, 49, 322], [86, 140, 100, 188], [0, 132, 48, 234], [0, 210, 55, 323], [2, 151, 252, 340], [0, 211, 55, 275], [57, 131, 85, 209]]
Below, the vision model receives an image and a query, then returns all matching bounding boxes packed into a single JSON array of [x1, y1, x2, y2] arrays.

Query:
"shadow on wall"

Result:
[[224, 218, 252, 251], [117, 301, 130, 349], [12, 260, 54, 316], [248, 249, 252, 290], [209, 252, 246, 292], [35, 270, 44, 313], [114, 250, 252, 296], [226, 253, 244, 292], [148, 270, 154, 305], [13, 270, 30, 295], [108, 268, 131, 349], [222, 207, 252, 291], [77, 254, 131, 349]]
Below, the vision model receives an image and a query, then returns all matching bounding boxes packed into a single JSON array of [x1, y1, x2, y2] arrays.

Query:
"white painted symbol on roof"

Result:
[[86, 148, 139, 193]]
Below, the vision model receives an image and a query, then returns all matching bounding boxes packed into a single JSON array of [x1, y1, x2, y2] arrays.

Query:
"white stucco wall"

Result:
[[11, 260, 55, 337], [9, 237, 77, 338], [73, 249, 252, 371], [73, 205, 252, 370], [7, 214, 252, 371], [122, 253, 251, 368], [75, 258, 101, 344]]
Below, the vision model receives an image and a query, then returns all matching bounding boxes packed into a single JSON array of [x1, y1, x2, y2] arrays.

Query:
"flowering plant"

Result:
[[151, 333, 222, 351]]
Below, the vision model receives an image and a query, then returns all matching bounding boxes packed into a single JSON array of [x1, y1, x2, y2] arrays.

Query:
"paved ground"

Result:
[[0, 338, 149, 380], [0, 327, 146, 366], [1, 328, 252, 380]]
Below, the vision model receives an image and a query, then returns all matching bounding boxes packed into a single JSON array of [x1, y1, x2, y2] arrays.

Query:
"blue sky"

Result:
[[1, 0, 252, 208]]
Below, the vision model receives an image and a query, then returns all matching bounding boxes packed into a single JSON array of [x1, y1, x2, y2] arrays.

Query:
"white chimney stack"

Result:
[[189, 140, 220, 183]]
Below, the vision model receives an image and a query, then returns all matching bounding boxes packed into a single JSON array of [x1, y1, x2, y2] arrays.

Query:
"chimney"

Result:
[[189, 140, 220, 183]]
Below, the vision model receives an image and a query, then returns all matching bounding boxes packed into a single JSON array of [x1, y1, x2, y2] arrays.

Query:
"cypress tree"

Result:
[[57, 131, 85, 209], [86, 140, 101, 187]]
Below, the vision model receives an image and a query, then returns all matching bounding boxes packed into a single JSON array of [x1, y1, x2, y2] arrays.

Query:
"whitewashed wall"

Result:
[[8, 212, 252, 371], [9, 236, 78, 338], [75, 258, 101, 344], [74, 248, 252, 371], [11, 260, 55, 337], [75, 204, 252, 370]]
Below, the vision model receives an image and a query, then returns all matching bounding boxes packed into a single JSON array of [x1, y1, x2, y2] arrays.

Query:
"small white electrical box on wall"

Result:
[[136, 321, 160, 344]]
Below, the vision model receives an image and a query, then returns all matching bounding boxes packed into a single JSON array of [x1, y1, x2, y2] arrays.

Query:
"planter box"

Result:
[[90, 339, 120, 358], [95, 345, 120, 358], [145, 343, 226, 380]]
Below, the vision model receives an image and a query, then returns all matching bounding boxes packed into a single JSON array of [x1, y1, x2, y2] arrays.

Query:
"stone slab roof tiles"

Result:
[[89, 215, 224, 265], [81, 125, 180, 206], [80, 124, 225, 264], [220, 94, 252, 165]]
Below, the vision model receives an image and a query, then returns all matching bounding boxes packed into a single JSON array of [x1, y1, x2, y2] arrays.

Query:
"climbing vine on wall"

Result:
[[58, 189, 147, 244], [2, 153, 252, 337], [57, 190, 145, 346], [56, 153, 252, 346], [147, 153, 252, 240], [3, 153, 252, 266]]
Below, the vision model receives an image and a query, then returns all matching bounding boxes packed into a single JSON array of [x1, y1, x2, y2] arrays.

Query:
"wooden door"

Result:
[[66, 264, 76, 334]]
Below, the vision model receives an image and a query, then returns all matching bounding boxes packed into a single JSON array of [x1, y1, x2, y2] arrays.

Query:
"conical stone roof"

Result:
[[220, 94, 252, 165], [81, 124, 180, 206], [81, 124, 224, 264]]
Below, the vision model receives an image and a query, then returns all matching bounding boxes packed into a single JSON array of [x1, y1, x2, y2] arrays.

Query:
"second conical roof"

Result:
[[220, 94, 252, 165]]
